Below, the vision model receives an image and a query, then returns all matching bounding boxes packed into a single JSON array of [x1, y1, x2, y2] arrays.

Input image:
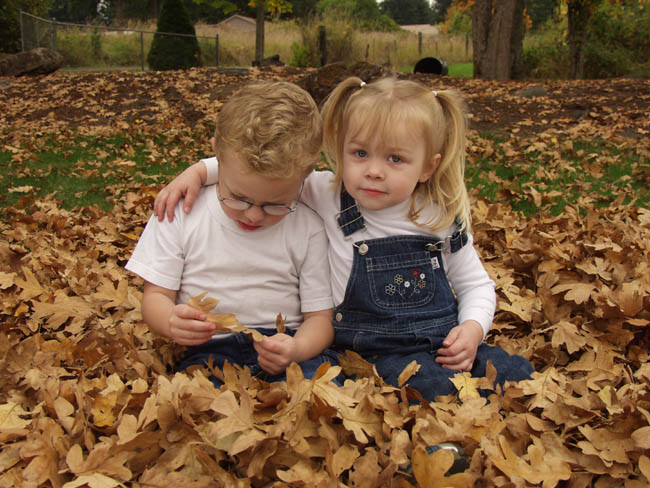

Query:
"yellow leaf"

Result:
[[15, 266, 45, 300], [551, 282, 596, 304], [397, 360, 421, 387], [412, 446, 474, 487], [0, 402, 32, 430], [449, 372, 480, 401]]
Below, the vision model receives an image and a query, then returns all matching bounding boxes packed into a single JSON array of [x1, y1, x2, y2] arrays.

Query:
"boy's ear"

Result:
[[210, 137, 217, 153], [419, 153, 441, 182]]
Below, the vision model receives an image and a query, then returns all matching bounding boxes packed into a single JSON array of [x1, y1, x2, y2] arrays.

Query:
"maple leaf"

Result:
[[0, 402, 32, 430], [411, 446, 474, 487], [551, 320, 587, 354], [551, 282, 596, 304], [489, 434, 571, 487], [14, 266, 46, 300], [449, 372, 481, 401]]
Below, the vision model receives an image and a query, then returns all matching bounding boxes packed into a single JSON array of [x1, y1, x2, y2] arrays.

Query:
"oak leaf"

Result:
[[449, 372, 480, 401]]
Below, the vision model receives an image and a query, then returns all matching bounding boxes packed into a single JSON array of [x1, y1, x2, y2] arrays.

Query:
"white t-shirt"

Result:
[[205, 159, 496, 337], [126, 173, 332, 337]]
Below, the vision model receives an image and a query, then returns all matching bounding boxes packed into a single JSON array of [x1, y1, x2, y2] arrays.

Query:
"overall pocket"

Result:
[[366, 251, 436, 309]]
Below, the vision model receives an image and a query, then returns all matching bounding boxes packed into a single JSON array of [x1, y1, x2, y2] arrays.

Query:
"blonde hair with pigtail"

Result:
[[321, 76, 471, 233]]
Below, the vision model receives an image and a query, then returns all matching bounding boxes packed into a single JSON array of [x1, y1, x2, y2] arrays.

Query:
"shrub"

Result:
[[147, 0, 200, 71]]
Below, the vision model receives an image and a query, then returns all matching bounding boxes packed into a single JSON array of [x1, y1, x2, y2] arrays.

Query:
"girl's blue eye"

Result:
[[355, 150, 367, 158], [389, 155, 402, 163]]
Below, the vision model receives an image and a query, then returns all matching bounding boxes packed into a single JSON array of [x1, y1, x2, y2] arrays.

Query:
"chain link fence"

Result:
[[20, 11, 220, 71]]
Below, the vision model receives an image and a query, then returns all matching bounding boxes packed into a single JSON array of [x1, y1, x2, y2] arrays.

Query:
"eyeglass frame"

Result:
[[216, 178, 304, 216]]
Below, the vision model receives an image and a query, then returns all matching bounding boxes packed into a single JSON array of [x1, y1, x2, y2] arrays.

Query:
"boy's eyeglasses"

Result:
[[217, 182, 303, 216]]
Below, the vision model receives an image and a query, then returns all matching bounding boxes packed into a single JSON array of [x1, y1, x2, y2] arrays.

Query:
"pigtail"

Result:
[[321, 77, 365, 183], [413, 89, 472, 233]]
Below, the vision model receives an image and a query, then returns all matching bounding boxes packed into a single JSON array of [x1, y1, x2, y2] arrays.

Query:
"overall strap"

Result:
[[336, 187, 366, 237], [336, 186, 468, 253], [425, 220, 468, 254]]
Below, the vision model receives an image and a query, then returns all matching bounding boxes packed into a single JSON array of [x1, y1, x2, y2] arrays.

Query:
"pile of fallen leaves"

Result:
[[0, 67, 649, 487]]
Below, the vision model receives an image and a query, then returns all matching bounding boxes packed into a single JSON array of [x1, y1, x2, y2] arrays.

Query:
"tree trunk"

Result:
[[568, 0, 593, 79], [255, 1, 265, 65], [472, 0, 524, 80]]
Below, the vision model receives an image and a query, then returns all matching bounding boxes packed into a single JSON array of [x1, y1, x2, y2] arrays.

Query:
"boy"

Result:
[[126, 81, 336, 386]]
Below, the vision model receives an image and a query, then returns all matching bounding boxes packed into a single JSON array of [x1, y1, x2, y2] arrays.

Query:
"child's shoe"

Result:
[[424, 442, 470, 474], [402, 442, 470, 476]]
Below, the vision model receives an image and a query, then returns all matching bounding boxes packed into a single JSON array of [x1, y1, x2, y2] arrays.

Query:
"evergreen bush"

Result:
[[147, 0, 200, 71]]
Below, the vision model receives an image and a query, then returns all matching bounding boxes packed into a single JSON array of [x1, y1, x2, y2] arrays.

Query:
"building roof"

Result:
[[216, 14, 256, 28]]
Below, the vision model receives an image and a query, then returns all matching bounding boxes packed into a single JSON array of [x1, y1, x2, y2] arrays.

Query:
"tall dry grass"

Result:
[[54, 18, 472, 71]]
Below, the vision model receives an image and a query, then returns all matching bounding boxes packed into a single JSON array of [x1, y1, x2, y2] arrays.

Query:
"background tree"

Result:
[[472, 0, 525, 80], [525, 0, 559, 29], [250, 0, 292, 64], [291, 0, 318, 19], [147, 0, 201, 70], [1, 0, 54, 53], [380, 0, 433, 25], [431, 0, 452, 23], [566, 0, 597, 79]]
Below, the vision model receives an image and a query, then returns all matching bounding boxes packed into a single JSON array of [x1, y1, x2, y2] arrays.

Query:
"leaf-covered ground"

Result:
[[0, 67, 649, 487]]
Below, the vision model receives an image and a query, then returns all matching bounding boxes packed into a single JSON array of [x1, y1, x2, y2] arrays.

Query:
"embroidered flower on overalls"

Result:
[[385, 269, 427, 299]]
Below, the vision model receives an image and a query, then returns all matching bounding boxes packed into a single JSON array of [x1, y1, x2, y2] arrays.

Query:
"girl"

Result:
[[154, 77, 533, 400]]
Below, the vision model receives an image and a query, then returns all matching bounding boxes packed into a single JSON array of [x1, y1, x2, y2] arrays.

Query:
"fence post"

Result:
[[418, 32, 422, 56], [215, 33, 219, 66], [319, 25, 327, 66], [51, 19, 57, 51], [20, 11, 25, 51], [140, 31, 145, 71]]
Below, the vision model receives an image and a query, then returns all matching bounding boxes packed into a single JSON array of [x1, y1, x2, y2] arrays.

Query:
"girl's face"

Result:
[[341, 124, 439, 211]]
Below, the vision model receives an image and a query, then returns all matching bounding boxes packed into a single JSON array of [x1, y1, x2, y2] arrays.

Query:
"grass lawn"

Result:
[[448, 62, 473, 78], [1, 132, 646, 219]]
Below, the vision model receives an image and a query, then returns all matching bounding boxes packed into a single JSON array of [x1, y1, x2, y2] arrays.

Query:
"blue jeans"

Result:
[[336, 329, 533, 400], [178, 328, 341, 387]]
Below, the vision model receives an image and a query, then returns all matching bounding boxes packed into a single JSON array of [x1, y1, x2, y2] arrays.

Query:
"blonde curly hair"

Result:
[[214, 81, 322, 179]]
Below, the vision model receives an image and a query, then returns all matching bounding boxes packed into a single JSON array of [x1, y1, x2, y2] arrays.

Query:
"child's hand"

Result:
[[167, 304, 215, 346], [436, 321, 484, 371], [154, 164, 205, 222], [253, 334, 297, 375]]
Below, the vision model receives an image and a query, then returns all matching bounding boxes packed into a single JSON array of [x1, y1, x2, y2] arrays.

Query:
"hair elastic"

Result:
[[360, 81, 366, 88]]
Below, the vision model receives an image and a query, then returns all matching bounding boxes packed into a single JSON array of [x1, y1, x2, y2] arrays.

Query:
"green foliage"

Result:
[[523, 18, 570, 79], [523, 0, 650, 79], [316, 0, 399, 31], [583, 0, 650, 78], [1, 0, 54, 53], [289, 41, 312, 67], [525, 0, 559, 30], [431, 0, 451, 24], [380, 0, 433, 26], [147, 0, 201, 70], [442, 2, 471, 35]]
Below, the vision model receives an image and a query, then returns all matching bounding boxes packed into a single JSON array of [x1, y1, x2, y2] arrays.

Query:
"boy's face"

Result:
[[217, 147, 304, 232]]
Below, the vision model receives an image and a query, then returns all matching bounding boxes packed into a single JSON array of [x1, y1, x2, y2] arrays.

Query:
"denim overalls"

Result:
[[333, 189, 533, 400]]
